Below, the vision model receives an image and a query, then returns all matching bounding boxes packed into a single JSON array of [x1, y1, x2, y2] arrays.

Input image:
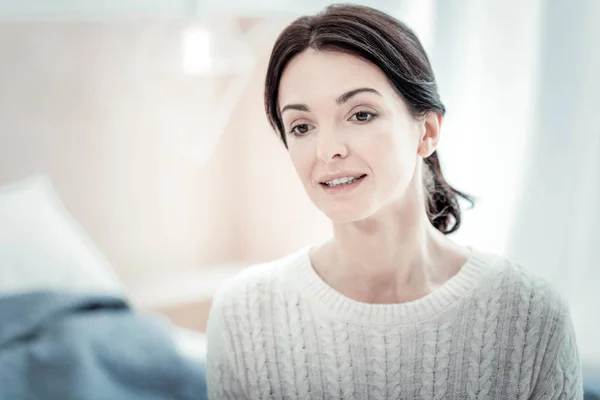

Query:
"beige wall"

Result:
[[0, 20, 331, 279]]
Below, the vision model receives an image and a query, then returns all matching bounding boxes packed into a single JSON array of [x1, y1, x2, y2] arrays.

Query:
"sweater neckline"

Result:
[[284, 245, 496, 326]]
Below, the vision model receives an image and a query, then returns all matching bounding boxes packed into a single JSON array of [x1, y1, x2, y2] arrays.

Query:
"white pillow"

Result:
[[0, 175, 124, 295]]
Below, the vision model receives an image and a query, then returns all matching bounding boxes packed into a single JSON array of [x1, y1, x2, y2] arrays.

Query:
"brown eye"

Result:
[[289, 123, 314, 136], [350, 111, 377, 122]]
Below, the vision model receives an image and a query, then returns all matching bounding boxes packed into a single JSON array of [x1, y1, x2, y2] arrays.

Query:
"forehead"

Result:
[[278, 50, 393, 106]]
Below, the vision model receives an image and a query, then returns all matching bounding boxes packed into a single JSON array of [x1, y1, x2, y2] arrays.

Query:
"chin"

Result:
[[320, 203, 377, 223]]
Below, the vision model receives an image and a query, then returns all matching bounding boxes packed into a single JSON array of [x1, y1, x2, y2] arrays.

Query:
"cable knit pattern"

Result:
[[364, 326, 386, 399], [336, 323, 356, 399], [435, 319, 453, 398], [467, 270, 504, 399], [248, 280, 271, 399], [420, 318, 452, 399], [321, 320, 341, 398], [206, 247, 583, 399], [467, 292, 487, 398], [272, 288, 297, 397], [403, 327, 419, 399], [477, 272, 503, 398], [386, 328, 403, 399], [290, 296, 311, 398], [564, 338, 581, 395], [519, 280, 546, 398], [507, 272, 533, 400]]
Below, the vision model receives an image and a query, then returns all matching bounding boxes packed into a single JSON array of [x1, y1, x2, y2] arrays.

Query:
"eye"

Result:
[[349, 111, 377, 122], [288, 123, 315, 137]]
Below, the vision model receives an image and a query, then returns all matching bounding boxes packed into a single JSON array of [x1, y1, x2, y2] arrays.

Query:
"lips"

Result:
[[320, 174, 367, 187]]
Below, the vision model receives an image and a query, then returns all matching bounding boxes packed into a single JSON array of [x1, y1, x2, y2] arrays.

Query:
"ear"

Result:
[[417, 112, 442, 158]]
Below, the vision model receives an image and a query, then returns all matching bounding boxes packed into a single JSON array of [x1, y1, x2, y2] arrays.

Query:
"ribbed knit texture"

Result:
[[206, 247, 583, 399]]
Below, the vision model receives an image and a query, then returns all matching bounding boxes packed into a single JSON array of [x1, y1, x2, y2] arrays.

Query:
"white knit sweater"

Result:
[[206, 247, 583, 399]]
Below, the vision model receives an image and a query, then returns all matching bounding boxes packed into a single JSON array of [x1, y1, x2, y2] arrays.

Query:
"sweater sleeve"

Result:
[[530, 302, 583, 399], [206, 294, 245, 400]]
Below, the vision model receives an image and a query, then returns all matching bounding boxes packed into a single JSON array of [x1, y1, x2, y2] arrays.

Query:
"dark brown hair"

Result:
[[264, 3, 474, 234]]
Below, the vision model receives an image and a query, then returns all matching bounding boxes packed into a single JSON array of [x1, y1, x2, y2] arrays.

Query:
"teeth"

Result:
[[325, 176, 359, 187]]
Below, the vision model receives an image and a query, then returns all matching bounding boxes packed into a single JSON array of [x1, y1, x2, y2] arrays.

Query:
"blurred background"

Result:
[[0, 0, 598, 378]]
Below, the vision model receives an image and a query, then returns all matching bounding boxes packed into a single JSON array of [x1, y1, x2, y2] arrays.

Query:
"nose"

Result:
[[317, 129, 348, 163]]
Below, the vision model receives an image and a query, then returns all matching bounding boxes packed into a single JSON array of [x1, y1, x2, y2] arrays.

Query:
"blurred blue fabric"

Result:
[[0, 290, 207, 400]]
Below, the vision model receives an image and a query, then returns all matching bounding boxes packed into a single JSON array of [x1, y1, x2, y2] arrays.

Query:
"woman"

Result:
[[206, 4, 582, 399]]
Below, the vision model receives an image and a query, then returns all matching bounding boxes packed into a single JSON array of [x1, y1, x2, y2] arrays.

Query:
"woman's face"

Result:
[[278, 50, 436, 223]]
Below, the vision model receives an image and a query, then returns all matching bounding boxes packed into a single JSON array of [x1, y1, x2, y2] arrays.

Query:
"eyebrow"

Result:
[[335, 87, 382, 105], [280, 87, 382, 115]]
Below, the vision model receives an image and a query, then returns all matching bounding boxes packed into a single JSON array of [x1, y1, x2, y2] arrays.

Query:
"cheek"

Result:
[[287, 142, 315, 182], [368, 126, 419, 181]]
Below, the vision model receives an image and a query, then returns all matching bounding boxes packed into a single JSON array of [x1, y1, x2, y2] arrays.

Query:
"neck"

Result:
[[313, 185, 468, 303]]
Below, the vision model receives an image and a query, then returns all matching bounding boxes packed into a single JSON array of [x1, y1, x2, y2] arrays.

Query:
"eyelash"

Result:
[[287, 111, 378, 137]]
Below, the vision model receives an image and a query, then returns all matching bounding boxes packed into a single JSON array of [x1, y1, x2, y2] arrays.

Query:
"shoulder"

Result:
[[505, 258, 566, 307], [209, 247, 308, 320], [481, 252, 571, 327]]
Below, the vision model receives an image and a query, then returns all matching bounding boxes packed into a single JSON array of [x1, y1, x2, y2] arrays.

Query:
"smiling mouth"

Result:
[[320, 174, 367, 187]]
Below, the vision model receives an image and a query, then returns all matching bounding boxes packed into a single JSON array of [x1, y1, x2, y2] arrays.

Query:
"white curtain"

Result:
[[420, 0, 600, 367]]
